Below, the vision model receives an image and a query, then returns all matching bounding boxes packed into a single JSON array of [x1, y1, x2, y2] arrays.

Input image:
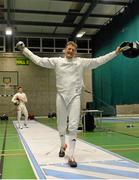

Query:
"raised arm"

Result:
[[82, 47, 122, 69], [16, 41, 58, 69]]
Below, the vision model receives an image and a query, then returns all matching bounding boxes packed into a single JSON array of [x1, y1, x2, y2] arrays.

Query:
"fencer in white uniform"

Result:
[[12, 86, 28, 129], [16, 41, 122, 167]]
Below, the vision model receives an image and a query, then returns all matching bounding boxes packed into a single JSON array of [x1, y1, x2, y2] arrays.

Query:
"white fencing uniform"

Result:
[[22, 47, 117, 157], [12, 92, 28, 128]]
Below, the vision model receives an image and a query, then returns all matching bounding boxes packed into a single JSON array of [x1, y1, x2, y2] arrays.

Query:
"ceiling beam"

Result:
[[52, 0, 130, 5], [0, 31, 91, 39], [51, 0, 90, 2], [98, 0, 130, 6], [15, 32, 70, 38], [16, 31, 91, 38], [0, 8, 114, 18], [0, 19, 103, 29], [90, 14, 114, 18], [70, 0, 98, 39]]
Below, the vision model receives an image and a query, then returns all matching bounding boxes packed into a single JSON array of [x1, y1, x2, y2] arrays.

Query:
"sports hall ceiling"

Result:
[[0, 0, 136, 39]]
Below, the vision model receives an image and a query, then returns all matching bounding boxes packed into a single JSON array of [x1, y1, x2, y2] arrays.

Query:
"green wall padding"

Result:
[[93, 15, 139, 107]]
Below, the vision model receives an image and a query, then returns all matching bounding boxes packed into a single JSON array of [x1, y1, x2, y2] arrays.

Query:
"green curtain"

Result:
[[93, 15, 139, 108]]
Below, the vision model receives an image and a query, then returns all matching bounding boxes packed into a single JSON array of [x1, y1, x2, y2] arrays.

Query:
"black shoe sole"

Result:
[[68, 161, 77, 167], [59, 150, 65, 157], [59, 145, 67, 157]]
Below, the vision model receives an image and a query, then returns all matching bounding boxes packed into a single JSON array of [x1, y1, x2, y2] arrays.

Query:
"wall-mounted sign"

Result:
[[16, 58, 29, 65]]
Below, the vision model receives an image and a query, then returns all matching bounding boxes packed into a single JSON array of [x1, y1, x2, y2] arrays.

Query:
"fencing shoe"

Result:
[[59, 144, 67, 157], [19, 125, 23, 129], [68, 157, 77, 168], [24, 123, 29, 128]]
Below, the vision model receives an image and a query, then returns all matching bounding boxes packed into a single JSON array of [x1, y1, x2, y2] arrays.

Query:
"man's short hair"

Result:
[[17, 86, 22, 90], [65, 41, 78, 49]]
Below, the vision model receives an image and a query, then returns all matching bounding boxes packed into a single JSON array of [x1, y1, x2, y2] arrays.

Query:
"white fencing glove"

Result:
[[16, 41, 25, 51], [14, 100, 20, 106]]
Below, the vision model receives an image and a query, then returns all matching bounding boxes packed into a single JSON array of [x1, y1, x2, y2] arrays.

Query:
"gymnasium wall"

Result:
[[92, 12, 139, 114], [0, 52, 92, 116]]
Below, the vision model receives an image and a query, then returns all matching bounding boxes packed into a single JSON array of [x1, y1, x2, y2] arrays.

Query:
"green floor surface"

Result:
[[1, 117, 139, 179], [0, 119, 36, 179], [78, 131, 139, 163]]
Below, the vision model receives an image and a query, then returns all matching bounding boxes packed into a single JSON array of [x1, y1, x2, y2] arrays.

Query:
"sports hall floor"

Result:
[[0, 116, 139, 179]]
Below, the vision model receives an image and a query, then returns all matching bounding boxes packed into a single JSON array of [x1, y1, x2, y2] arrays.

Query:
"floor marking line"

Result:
[[2, 149, 24, 152], [103, 143, 139, 147], [110, 147, 139, 152], [0, 121, 8, 179], [0, 152, 26, 157]]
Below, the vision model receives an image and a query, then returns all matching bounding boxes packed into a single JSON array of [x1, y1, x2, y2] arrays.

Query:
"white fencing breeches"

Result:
[[17, 104, 28, 126], [56, 93, 80, 157]]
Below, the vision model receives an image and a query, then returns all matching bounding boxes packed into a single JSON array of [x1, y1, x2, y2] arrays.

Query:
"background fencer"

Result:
[[12, 86, 28, 129], [16, 41, 123, 167]]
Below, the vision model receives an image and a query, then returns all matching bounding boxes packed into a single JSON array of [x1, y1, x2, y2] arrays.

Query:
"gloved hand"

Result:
[[115, 41, 131, 55], [16, 41, 25, 51], [120, 41, 139, 58], [14, 100, 19, 106], [119, 41, 131, 52]]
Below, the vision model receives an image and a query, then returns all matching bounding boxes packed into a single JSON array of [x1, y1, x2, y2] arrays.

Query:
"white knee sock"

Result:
[[60, 134, 65, 147], [69, 138, 76, 158], [24, 117, 28, 125], [18, 120, 22, 127], [68, 131, 77, 158]]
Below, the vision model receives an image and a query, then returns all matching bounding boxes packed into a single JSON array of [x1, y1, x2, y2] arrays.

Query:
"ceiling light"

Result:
[[5, 27, 13, 35], [76, 31, 86, 38]]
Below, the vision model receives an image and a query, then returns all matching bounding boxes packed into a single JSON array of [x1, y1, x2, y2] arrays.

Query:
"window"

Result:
[[77, 49, 88, 53], [0, 36, 4, 46], [55, 39, 67, 48], [0, 36, 5, 52], [28, 38, 40, 47], [55, 49, 63, 52], [76, 39, 88, 49], [43, 49, 54, 52], [14, 37, 27, 45], [42, 38, 54, 47], [13, 36, 92, 54]]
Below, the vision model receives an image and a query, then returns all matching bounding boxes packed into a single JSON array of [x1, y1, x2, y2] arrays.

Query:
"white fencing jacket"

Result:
[[23, 48, 117, 106], [11, 92, 27, 106]]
